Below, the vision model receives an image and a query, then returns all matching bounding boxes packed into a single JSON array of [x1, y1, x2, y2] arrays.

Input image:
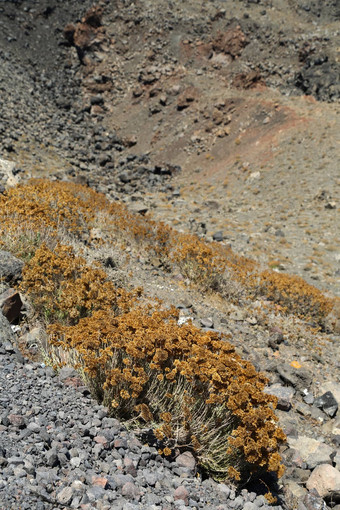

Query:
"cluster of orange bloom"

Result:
[[0, 179, 334, 323], [1, 178, 337, 483]]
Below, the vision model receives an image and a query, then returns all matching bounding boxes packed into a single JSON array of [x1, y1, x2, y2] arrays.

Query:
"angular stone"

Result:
[[0, 311, 15, 348], [264, 384, 295, 411], [57, 486, 74, 505], [299, 491, 328, 510], [333, 451, 340, 469], [176, 451, 196, 470], [0, 288, 22, 323], [27, 422, 41, 433], [277, 363, 312, 391], [0, 159, 19, 188], [212, 231, 224, 242], [174, 486, 189, 505], [113, 473, 134, 487], [8, 414, 26, 428], [121, 481, 140, 500], [284, 480, 308, 508], [200, 317, 214, 329], [217, 483, 230, 499], [86, 485, 106, 502], [288, 436, 334, 469], [23, 460, 35, 475], [295, 402, 312, 417], [124, 456, 137, 477], [70, 457, 81, 468], [320, 382, 340, 411], [94, 435, 109, 448], [45, 449, 59, 468], [13, 467, 27, 478], [0, 250, 23, 283], [91, 476, 108, 489], [212, 27, 248, 58], [310, 406, 327, 423], [114, 438, 128, 449], [314, 391, 338, 418], [20, 326, 47, 351], [71, 480, 86, 492], [306, 464, 340, 499], [177, 86, 199, 110], [303, 390, 314, 405], [7, 456, 24, 465], [143, 471, 158, 486]]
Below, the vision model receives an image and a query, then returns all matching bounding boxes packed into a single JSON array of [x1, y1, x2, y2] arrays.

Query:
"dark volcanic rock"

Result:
[[295, 59, 340, 101], [314, 391, 338, 418], [0, 288, 22, 323]]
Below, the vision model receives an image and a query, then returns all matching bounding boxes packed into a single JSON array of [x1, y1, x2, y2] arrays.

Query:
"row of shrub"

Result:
[[0, 178, 291, 488], [23, 242, 286, 483], [0, 179, 335, 325]]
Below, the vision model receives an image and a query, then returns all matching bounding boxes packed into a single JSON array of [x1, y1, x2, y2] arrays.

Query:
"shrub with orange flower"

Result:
[[4, 177, 340, 487], [48, 300, 286, 482]]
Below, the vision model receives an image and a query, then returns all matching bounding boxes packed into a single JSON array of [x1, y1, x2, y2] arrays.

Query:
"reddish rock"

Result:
[[0, 288, 22, 323], [91, 476, 108, 489], [212, 27, 248, 58], [114, 438, 127, 449], [63, 376, 84, 389], [177, 86, 199, 110], [175, 451, 196, 470], [94, 436, 109, 448], [63, 5, 106, 63], [174, 486, 189, 505], [233, 70, 265, 89], [124, 456, 137, 477], [8, 414, 26, 428], [90, 105, 105, 116]]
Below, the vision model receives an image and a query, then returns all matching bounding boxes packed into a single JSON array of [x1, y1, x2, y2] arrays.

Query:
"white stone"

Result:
[[0, 157, 18, 187], [306, 464, 340, 498], [288, 436, 334, 469]]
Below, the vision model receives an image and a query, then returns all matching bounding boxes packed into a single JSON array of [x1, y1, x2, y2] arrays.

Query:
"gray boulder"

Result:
[[0, 310, 15, 349], [0, 250, 24, 283]]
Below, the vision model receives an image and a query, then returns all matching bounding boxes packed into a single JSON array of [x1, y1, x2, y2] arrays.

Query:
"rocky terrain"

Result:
[[0, 0, 340, 509]]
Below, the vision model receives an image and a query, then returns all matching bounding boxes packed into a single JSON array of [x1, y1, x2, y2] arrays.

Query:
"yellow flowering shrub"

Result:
[[20, 243, 138, 324], [0, 178, 335, 325], [257, 270, 333, 323], [48, 301, 286, 481], [0, 178, 293, 484], [0, 177, 337, 488], [0, 179, 104, 237]]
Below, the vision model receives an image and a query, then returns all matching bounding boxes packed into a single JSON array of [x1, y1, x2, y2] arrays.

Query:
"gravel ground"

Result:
[[0, 320, 284, 510]]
